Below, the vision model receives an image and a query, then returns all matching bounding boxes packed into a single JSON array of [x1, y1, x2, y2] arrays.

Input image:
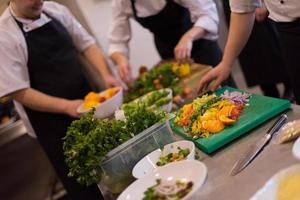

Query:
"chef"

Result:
[[108, 0, 236, 87], [198, 0, 300, 104], [0, 0, 119, 199]]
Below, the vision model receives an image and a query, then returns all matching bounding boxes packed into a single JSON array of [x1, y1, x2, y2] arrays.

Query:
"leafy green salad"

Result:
[[124, 63, 182, 102], [122, 89, 172, 113], [63, 104, 167, 186], [156, 147, 190, 166], [143, 179, 193, 200]]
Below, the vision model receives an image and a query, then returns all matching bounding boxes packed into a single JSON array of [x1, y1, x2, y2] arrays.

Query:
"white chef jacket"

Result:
[[108, 0, 219, 57], [0, 1, 95, 137], [230, 0, 300, 22]]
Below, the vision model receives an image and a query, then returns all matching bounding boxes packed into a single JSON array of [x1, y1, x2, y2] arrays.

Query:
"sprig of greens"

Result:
[[122, 90, 171, 113], [124, 64, 181, 102], [63, 105, 167, 186]]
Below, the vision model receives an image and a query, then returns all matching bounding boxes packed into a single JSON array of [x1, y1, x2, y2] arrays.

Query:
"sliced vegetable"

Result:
[[143, 179, 193, 200], [156, 147, 190, 166], [175, 91, 249, 138]]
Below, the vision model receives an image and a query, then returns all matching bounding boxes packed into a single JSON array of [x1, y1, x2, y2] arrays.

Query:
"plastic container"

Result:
[[98, 120, 175, 194]]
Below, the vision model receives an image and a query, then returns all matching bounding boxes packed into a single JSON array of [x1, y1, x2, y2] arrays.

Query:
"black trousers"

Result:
[[276, 19, 300, 104], [37, 135, 102, 200], [29, 112, 103, 200]]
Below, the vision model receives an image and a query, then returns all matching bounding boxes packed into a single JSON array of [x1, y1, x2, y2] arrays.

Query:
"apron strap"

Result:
[[9, 8, 25, 33], [130, 0, 171, 18], [9, 8, 53, 35], [129, 0, 138, 19]]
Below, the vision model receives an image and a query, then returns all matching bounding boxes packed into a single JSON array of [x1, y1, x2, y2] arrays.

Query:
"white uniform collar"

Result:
[[9, 4, 52, 32]]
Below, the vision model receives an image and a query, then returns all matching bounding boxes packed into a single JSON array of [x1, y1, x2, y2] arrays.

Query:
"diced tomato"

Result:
[[139, 66, 148, 75], [230, 107, 242, 120], [183, 87, 192, 97]]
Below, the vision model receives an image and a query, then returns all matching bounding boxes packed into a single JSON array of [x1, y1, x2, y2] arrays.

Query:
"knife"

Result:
[[230, 114, 288, 176]]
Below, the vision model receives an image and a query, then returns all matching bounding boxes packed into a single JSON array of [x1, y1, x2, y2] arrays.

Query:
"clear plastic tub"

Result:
[[98, 120, 175, 194]]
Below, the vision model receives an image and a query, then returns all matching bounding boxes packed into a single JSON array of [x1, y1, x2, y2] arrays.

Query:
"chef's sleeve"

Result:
[[230, 0, 261, 13], [181, 0, 219, 40], [0, 32, 30, 97], [108, 0, 131, 57]]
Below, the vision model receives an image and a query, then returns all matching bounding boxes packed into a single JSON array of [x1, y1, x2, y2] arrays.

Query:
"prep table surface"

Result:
[[193, 105, 299, 200]]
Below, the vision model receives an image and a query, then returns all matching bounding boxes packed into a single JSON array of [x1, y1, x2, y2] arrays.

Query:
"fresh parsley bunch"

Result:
[[63, 105, 167, 186]]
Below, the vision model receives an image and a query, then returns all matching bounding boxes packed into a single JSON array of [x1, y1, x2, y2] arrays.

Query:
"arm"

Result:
[[174, 27, 207, 60], [255, 1, 268, 23], [108, 0, 133, 83], [174, 0, 218, 60], [111, 52, 133, 84], [198, 12, 256, 92], [10, 88, 82, 118], [83, 44, 120, 88]]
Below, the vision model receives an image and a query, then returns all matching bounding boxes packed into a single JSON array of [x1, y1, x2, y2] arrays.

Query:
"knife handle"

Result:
[[266, 114, 288, 136]]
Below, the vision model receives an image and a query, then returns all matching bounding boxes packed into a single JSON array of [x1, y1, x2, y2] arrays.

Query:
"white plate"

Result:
[[118, 160, 207, 200], [132, 140, 195, 179], [250, 164, 300, 200], [293, 137, 300, 160], [77, 87, 123, 119]]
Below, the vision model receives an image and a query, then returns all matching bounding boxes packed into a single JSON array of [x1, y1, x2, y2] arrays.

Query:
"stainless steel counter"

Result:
[[193, 105, 300, 200], [0, 119, 57, 200], [0, 120, 27, 146]]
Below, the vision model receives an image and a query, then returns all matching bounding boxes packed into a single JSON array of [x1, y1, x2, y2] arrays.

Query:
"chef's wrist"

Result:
[[99, 70, 111, 78], [103, 75, 113, 83], [184, 27, 206, 41], [221, 51, 236, 68], [183, 32, 193, 40], [220, 58, 234, 70], [111, 52, 127, 66], [61, 98, 71, 115]]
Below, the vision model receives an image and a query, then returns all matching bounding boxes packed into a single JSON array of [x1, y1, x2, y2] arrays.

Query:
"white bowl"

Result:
[[132, 140, 195, 179], [293, 137, 300, 160], [250, 164, 300, 200], [118, 160, 207, 200], [77, 87, 123, 119]]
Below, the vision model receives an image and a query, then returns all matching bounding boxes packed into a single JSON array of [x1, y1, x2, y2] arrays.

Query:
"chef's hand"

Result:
[[103, 75, 121, 88], [64, 99, 83, 118], [198, 62, 231, 93], [118, 62, 133, 84], [174, 34, 193, 61], [255, 5, 268, 23], [113, 54, 133, 84]]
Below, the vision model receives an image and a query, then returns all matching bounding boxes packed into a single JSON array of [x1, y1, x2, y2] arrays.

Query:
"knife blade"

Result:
[[230, 114, 288, 176]]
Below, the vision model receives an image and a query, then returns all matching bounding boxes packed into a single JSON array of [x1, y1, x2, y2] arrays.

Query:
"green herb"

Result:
[[154, 97, 171, 108], [122, 90, 171, 113], [63, 105, 167, 186], [195, 152, 200, 160], [143, 179, 193, 200], [156, 147, 190, 166], [200, 97, 221, 115], [124, 64, 181, 102]]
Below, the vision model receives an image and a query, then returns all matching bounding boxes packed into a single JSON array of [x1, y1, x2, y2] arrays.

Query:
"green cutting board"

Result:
[[170, 87, 291, 154]]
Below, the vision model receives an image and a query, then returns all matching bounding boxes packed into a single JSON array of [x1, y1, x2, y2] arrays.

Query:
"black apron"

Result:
[[129, 0, 236, 87], [276, 19, 300, 104], [12, 12, 103, 200], [129, 0, 222, 66]]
